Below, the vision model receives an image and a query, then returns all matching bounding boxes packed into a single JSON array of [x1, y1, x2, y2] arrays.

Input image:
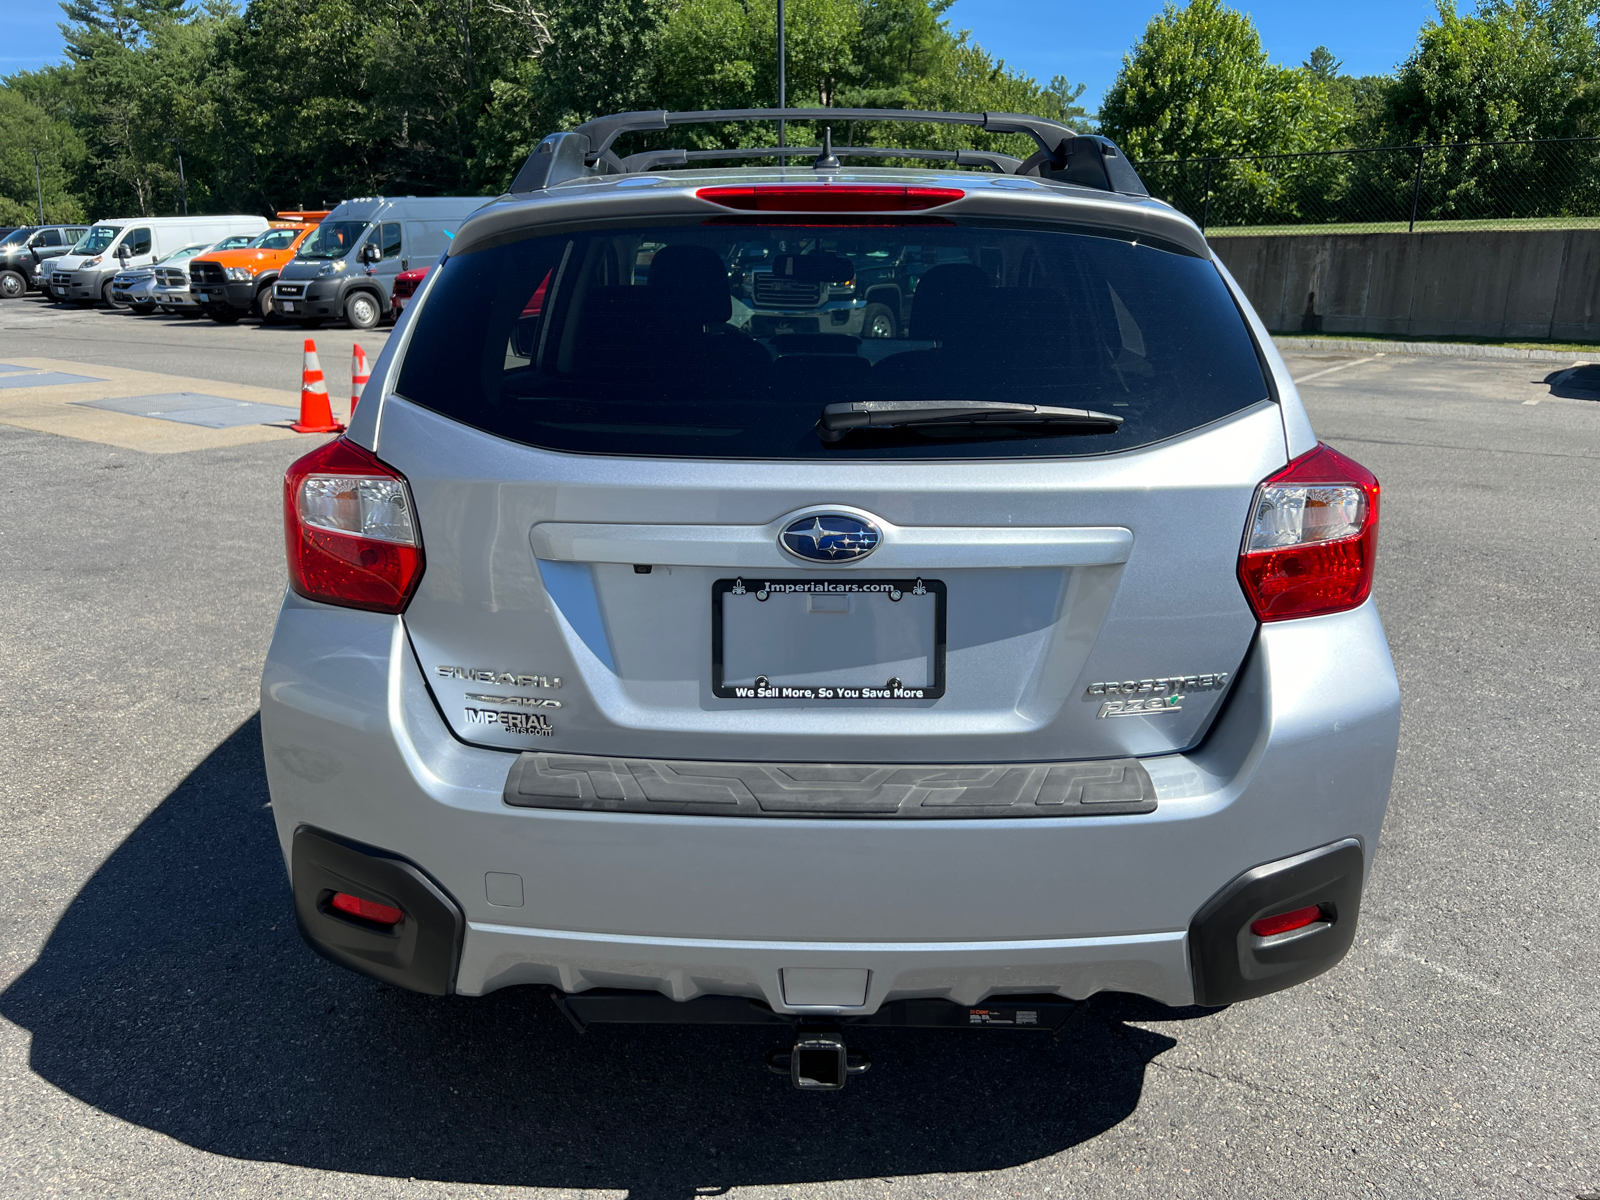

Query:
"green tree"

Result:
[[1354, 0, 1600, 223], [1373, 0, 1600, 143], [1099, 0, 1344, 161], [1099, 0, 1347, 226], [0, 83, 88, 224]]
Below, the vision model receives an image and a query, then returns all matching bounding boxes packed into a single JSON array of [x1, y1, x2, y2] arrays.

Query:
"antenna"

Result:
[[776, 0, 786, 149], [814, 127, 840, 170]]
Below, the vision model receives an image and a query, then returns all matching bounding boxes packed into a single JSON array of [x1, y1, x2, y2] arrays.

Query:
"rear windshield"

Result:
[[396, 219, 1269, 460]]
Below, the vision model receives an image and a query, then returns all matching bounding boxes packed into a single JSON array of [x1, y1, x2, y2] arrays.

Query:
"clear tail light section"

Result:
[[283, 438, 423, 613], [1238, 442, 1380, 621]]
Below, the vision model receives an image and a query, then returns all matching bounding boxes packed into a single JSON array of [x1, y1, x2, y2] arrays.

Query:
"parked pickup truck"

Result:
[[189, 212, 328, 323], [0, 225, 90, 299]]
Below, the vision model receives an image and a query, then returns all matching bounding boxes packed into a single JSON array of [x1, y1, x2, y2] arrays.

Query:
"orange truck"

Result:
[[189, 211, 328, 324]]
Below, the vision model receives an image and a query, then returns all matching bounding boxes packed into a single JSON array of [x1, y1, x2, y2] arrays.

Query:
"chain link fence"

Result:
[[1134, 137, 1600, 235]]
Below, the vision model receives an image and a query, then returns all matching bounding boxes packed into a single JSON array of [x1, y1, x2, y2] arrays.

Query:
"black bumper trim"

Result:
[[1188, 837, 1365, 1007], [291, 826, 464, 995], [504, 750, 1156, 818], [554, 988, 1081, 1031]]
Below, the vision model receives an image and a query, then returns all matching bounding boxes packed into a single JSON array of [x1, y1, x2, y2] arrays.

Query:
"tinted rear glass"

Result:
[[396, 219, 1269, 460]]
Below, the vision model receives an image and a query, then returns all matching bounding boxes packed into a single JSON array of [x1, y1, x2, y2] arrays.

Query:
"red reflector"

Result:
[[283, 438, 424, 614], [1249, 905, 1325, 937], [1238, 442, 1380, 621], [330, 892, 403, 926], [696, 185, 964, 212]]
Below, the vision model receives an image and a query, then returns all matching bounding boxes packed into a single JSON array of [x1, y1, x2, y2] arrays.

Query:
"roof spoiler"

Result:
[[507, 109, 1148, 198]]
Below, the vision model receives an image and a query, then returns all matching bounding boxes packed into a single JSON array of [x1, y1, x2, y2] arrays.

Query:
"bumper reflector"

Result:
[[1249, 905, 1325, 938], [330, 892, 404, 926]]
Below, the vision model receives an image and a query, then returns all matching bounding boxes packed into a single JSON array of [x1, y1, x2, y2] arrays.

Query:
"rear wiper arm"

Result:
[[818, 400, 1123, 442]]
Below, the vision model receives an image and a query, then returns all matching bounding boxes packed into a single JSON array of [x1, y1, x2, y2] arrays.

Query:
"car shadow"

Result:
[[2, 715, 1216, 1197], [1544, 364, 1600, 400]]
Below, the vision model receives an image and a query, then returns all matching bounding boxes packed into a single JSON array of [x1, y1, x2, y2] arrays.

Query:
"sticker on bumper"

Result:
[[465, 707, 554, 736]]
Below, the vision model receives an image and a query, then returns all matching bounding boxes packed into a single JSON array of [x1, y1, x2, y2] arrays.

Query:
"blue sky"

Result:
[[7, 0, 1445, 110]]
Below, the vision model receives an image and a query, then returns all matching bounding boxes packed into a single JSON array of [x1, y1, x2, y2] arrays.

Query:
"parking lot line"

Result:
[[0, 356, 328, 453], [1292, 355, 1381, 384]]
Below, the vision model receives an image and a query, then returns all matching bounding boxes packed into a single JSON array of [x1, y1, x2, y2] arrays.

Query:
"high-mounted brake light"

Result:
[[696, 185, 964, 212], [1238, 442, 1379, 622], [1250, 905, 1326, 938], [283, 438, 423, 614], [329, 892, 404, 926]]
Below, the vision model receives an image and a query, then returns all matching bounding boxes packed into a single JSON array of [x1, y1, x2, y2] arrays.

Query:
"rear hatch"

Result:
[[379, 182, 1286, 765]]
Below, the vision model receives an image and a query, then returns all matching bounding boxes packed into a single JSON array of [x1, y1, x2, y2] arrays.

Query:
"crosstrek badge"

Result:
[[1088, 672, 1229, 718], [1086, 673, 1228, 698]]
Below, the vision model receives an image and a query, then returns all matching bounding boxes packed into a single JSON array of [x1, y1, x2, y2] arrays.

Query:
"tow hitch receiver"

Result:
[[766, 1031, 872, 1090], [550, 988, 1082, 1090]]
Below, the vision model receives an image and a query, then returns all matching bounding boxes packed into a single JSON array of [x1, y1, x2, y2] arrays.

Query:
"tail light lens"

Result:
[[697, 185, 964, 212], [283, 438, 423, 613], [1238, 442, 1380, 621]]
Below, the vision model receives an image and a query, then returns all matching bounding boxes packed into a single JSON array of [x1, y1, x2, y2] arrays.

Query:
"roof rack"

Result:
[[620, 144, 1026, 174], [508, 108, 1148, 198]]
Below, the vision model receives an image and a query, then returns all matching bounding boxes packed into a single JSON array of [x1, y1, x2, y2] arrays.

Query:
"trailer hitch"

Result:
[[549, 988, 1083, 1090], [765, 1029, 872, 1090]]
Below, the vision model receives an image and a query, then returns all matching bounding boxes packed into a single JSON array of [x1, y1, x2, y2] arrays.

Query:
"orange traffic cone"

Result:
[[292, 338, 344, 434], [350, 343, 370, 412]]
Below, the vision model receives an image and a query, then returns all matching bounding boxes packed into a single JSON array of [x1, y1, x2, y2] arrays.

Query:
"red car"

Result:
[[390, 266, 430, 314]]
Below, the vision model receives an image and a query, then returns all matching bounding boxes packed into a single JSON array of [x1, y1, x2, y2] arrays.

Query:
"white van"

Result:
[[51, 215, 270, 307]]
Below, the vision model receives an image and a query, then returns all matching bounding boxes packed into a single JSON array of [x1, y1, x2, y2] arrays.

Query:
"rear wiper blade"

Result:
[[818, 400, 1123, 442]]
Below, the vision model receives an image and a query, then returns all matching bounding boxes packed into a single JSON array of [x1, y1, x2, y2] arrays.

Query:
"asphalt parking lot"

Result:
[[1, 313, 1596, 1198]]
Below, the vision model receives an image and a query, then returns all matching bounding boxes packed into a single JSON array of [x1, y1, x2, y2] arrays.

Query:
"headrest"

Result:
[[909, 263, 990, 341], [648, 244, 732, 326]]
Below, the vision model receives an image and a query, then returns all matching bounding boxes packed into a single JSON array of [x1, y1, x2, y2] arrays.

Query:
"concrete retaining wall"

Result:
[[1210, 228, 1600, 341]]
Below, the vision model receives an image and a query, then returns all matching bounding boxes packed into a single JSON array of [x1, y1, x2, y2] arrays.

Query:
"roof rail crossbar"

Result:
[[619, 145, 1024, 174], [579, 109, 1071, 159], [508, 109, 1148, 197]]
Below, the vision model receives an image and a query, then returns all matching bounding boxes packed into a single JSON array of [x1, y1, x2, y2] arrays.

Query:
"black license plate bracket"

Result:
[[712, 577, 946, 700]]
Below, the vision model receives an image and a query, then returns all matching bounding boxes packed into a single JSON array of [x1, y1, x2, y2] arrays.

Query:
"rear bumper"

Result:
[[261, 597, 1400, 1012]]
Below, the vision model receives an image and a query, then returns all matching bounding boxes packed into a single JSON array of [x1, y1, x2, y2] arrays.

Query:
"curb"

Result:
[[1272, 336, 1594, 364]]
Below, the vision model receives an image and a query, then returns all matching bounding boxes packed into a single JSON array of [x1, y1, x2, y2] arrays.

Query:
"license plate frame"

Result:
[[712, 577, 947, 701]]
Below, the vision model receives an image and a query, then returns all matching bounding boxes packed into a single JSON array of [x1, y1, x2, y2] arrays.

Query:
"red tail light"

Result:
[[1238, 442, 1380, 621], [283, 438, 423, 614], [329, 892, 404, 926], [1250, 905, 1326, 937], [697, 185, 964, 212]]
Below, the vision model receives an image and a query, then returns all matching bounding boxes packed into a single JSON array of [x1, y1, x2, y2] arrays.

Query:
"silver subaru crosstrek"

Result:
[[262, 108, 1399, 1087]]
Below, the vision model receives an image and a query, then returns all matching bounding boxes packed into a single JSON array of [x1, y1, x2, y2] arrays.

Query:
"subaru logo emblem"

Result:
[[780, 514, 881, 562]]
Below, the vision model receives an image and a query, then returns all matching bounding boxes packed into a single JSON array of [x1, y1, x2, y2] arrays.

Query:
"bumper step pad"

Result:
[[504, 751, 1156, 818]]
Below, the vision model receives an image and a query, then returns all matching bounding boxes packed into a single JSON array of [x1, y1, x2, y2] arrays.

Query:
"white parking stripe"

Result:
[[1292, 355, 1380, 384]]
